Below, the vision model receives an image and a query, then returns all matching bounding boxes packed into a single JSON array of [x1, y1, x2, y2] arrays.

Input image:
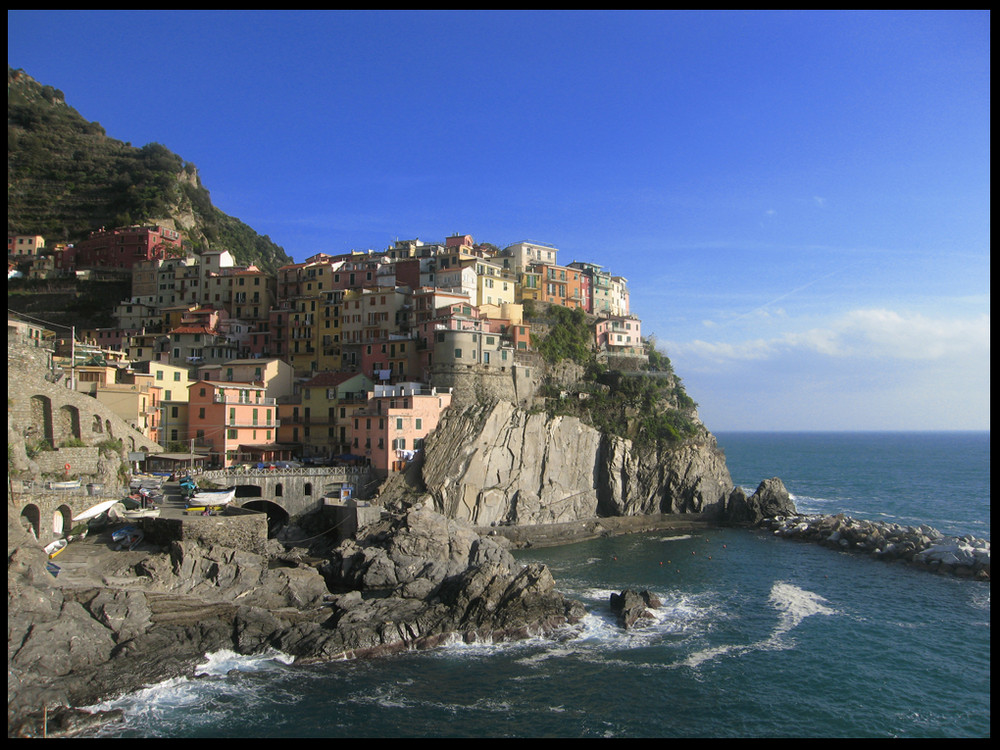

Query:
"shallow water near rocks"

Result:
[[86, 432, 989, 737]]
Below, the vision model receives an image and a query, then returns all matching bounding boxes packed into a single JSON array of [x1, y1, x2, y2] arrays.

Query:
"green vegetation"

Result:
[[25, 438, 55, 459], [97, 437, 123, 457], [526, 304, 702, 447], [8, 67, 293, 272], [7, 278, 132, 330], [534, 305, 596, 367]]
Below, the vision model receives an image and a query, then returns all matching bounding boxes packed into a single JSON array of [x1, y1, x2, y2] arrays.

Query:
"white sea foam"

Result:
[[679, 583, 837, 669], [81, 648, 297, 735], [194, 647, 295, 676], [768, 582, 836, 634]]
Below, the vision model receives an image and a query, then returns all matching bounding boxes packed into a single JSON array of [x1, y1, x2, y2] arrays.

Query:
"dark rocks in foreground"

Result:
[[7, 506, 585, 736]]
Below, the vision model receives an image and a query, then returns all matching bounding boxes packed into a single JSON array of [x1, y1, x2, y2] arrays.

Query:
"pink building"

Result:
[[594, 315, 644, 358], [349, 382, 452, 474]]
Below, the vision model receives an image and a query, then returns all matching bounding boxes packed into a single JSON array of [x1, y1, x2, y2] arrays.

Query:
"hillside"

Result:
[[7, 66, 293, 272]]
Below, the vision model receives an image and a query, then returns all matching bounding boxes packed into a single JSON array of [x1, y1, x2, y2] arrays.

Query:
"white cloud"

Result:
[[668, 309, 990, 365]]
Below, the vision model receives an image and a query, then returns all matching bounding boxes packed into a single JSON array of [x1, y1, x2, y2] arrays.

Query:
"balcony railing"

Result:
[[213, 395, 276, 405]]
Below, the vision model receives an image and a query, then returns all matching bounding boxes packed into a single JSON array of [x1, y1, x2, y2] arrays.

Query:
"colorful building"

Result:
[[187, 380, 279, 467], [349, 382, 453, 474]]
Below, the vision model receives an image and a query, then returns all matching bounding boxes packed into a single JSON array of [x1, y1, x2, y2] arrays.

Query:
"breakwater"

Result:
[[761, 512, 990, 580]]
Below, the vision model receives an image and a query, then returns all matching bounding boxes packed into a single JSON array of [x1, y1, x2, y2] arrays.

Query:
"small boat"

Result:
[[44, 539, 68, 558], [188, 487, 235, 507], [48, 479, 82, 490], [72, 498, 119, 522], [111, 525, 143, 550], [121, 507, 160, 519]]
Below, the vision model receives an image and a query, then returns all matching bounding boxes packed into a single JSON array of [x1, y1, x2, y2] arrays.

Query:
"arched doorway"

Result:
[[53, 504, 73, 536], [20, 504, 41, 540]]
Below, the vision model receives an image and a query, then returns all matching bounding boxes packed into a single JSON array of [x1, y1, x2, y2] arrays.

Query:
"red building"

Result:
[[73, 225, 182, 271]]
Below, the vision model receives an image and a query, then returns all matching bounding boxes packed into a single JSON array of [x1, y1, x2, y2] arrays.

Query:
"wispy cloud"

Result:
[[668, 309, 990, 365]]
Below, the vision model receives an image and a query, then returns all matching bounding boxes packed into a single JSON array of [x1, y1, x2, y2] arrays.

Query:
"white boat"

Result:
[[109, 503, 161, 521], [72, 498, 120, 522], [44, 539, 68, 558], [48, 479, 82, 490], [121, 508, 161, 519], [188, 487, 235, 507]]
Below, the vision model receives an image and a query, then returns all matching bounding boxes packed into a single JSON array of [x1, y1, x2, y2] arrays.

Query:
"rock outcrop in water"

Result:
[[722, 477, 798, 527], [761, 512, 990, 580], [413, 401, 735, 527]]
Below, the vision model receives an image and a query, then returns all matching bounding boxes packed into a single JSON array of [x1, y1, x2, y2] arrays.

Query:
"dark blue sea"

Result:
[[88, 432, 990, 737]]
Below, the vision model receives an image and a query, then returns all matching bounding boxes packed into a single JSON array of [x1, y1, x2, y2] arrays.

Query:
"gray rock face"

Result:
[[761, 512, 990, 579], [418, 401, 734, 526]]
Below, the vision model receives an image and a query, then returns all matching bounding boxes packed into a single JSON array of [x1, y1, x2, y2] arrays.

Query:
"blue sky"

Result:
[[8, 10, 990, 431]]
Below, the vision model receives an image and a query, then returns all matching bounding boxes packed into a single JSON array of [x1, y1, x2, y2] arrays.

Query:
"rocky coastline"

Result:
[[8, 473, 989, 736], [760, 512, 991, 580], [7, 505, 585, 737]]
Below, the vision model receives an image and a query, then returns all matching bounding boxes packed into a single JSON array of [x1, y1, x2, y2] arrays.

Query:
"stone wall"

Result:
[[8, 339, 162, 456], [144, 508, 270, 555], [430, 351, 544, 409], [32, 447, 101, 477]]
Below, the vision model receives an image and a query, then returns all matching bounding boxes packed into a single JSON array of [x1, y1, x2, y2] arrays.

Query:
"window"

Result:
[[174, 371, 181, 381], [396, 418, 403, 431], [415, 418, 422, 431]]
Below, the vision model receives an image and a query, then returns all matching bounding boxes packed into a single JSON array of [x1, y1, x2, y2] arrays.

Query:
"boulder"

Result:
[[609, 589, 661, 628], [724, 477, 797, 526]]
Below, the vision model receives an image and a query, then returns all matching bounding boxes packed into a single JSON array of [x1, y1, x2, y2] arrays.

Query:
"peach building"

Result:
[[349, 382, 452, 474], [187, 380, 279, 467]]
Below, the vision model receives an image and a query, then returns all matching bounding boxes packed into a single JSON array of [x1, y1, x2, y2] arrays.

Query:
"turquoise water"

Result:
[[88, 432, 990, 737]]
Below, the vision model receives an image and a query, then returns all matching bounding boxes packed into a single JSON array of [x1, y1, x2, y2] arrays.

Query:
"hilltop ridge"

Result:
[[7, 66, 292, 272]]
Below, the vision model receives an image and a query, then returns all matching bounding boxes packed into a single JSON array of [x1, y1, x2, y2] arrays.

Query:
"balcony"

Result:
[[213, 394, 276, 405]]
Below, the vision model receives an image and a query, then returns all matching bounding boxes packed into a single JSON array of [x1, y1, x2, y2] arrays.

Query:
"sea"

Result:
[[85, 431, 990, 738]]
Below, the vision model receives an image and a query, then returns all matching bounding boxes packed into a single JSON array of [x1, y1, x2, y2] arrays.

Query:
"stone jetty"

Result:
[[761, 512, 990, 580]]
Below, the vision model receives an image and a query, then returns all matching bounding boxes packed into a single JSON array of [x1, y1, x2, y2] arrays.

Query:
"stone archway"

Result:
[[240, 499, 290, 538], [20, 505, 41, 540], [30, 395, 54, 449], [57, 404, 81, 443]]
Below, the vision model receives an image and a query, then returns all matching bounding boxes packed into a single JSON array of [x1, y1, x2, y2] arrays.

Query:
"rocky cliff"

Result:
[[412, 400, 734, 527]]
